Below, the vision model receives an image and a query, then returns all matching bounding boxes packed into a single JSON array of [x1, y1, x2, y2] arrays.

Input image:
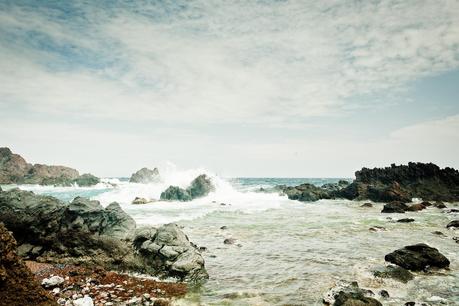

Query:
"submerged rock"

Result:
[[373, 265, 414, 283], [397, 218, 415, 223], [381, 201, 408, 213], [384, 243, 450, 271], [323, 281, 382, 306], [0, 188, 207, 282], [0, 223, 57, 305], [129, 167, 160, 183], [446, 220, 459, 229]]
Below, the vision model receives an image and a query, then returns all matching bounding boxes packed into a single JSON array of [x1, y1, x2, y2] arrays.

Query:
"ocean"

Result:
[[2, 171, 458, 305]]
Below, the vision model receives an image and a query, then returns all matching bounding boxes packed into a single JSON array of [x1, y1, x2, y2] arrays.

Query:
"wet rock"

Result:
[[360, 202, 373, 208], [132, 197, 151, 205], [405, 203, 427, 212], [0, 223, 57, 305], [379, 290, 389, 298], [160, 186, 192, 202], [404, 302, 415, 306], [73, 174, 100, 187], [373, 265, 414, 283], [129, 167, 161, 184], [433, 201, 447, 209], [446, 209, 459, 213], [432, 231, 446, 236], [223, 238, 236, 245], [369, 226, 386, 232], [446, 220, 459, 229], [384, 243, 450, 271], [381, 201, 408, 213], [281, 183, 332, 202], [323, 281, 382, 306], [397, 218, 415, 223], [42, 275, 65, 288]]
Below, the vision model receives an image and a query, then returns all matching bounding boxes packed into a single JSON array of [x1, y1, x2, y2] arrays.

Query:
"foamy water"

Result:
[[2, 168, 458, 305]]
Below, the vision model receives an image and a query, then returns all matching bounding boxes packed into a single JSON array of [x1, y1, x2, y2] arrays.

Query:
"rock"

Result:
[[132, 197, 151, 205], [42, 275, 65, 288], [186, 174, 215, 199], [405, 302, 415, 306], [223, 238, 236, 245], [160, 186, 192, 202], [446, 209, 459, 213], [433, 201, 447, 209], [134, 224, 208, 282], [420, 201, 432, 207], [369, 226, 386, 232], [337, 162, 459, 202], [384, 243, 450, 271], [323, 281, 382, 306], [405, 203, 427, 212], [282, 183, 332, 202], [360, 203, 373, 208], [373, 265, 414, 283], [73, 173, 100, 186], [0, 147, 99, 186], [379, 290, 389, 298], [73, 296, 94, 306], [446, 220, 459, 229], [381, 201, 408, 213], [397, 218, 415, 223], [220, 226, 228, 230], [129, 167, 160, 183], [0, 189, 207, 282], [160, 174, 215, 202], [0, 222, 57, 305], [432, 231, 446, 236]]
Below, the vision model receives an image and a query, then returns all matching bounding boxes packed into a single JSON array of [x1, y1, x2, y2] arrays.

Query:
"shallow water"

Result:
[[2, 174, 458, 305]]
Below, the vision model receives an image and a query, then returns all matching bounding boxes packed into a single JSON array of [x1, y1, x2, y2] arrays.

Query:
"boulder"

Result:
[[0, 188, 207, 282], [405, 203, 427, 212], [323, 281, 382, 306], [446, 220, 459, 229], [0, 222, 57, 305], [384, 243, 450, 271], [160, 186, 192, 202], [434, 201, 447, 209], [282, 183, 331, 202], [186, 174, 215, 198], [129, 167, 160, 183], [132, 197, 151, 204], [381, 201, 408, 213], [73, 173, 100, 186]]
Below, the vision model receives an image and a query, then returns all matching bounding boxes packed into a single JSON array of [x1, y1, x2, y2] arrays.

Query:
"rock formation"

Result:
[[0, 147, 100, 186], [160, 174, 215, 202], [129, 167, 160, 183], [0, 188, 207, 282], [384, 243, 450, 271], [0, 223, 57, 306]]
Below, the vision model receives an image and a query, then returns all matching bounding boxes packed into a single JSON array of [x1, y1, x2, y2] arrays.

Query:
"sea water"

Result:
[[2, 169, 458, 305]]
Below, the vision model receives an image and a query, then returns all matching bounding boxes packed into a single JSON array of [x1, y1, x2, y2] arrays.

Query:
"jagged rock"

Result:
[[129, 167, 160, 183], [381, 201, 408, 213], [0, 147, 99, 186], [0, 189, 207, 282], [338, 162, 459, 202], [282, 183, 332, 201], [373, 265, 414, 283], [160, 186, 192, 202], [384, 243, 450, 271], [0, 223, 57, 305], [446, 220, 459, 229], [160, 174, 215, 202], [323, 281, 382, 306]]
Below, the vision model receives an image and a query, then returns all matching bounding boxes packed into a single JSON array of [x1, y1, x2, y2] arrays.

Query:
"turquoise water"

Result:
[[2, 175, 458, 305]]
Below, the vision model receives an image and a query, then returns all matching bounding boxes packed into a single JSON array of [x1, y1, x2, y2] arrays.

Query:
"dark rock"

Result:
[[129, 167, 160, 183], [187, 174, 215, 199], [433, 201, 447, 209], [397, 218, 415, 223], [432, 231, 446, 236], [381, 201, 408, 213], [405, 203, 427, 212], [379, 290, 389, 298], [373, 265, 414, 283], [223, 238, 236, 245], [72, 173, 100, 186], [384, 243, 450, 271], [323, 281, 382, 306], [0, 223, 57, 306], [446, 220, 459, 229], [420, 201, 432, 207], [282, 183, 332, 202], [405, 302, 415, 306], [160, 186, 192, 202], [361, 203, 373, 208], [446, 209, 459, 213], [220, 226, 228, 230], [337, 162, 459, 202]]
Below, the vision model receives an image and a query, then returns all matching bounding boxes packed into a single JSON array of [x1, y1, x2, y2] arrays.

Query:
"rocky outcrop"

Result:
[[129, 167, 160, 183], [384, 243, 450, 271], [323, 281, 382, 306], [0, 223, 57, 306], [160, 174, 215, 202], [381, 201, 409, 213], [0, 147, 100, 186], [0, 188, 207, 282], [338, 162, 459, 202], [281, 183, 332, 202]]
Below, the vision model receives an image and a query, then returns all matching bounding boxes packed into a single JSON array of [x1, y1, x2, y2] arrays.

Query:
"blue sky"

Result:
[[0, 0, 458, 177]]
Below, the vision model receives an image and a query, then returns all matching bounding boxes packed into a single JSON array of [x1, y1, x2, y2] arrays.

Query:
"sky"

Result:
[[0, 0, 458, 178]]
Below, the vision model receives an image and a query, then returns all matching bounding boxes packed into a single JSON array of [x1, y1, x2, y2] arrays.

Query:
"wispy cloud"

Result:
[[1, 0, 458, 125]]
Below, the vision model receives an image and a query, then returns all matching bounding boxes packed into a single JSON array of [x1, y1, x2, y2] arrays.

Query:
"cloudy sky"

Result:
[[0, 0, 458, 177]]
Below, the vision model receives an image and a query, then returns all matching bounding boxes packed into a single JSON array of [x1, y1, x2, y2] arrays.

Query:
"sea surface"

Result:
[[2, 170, 458, 306]]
